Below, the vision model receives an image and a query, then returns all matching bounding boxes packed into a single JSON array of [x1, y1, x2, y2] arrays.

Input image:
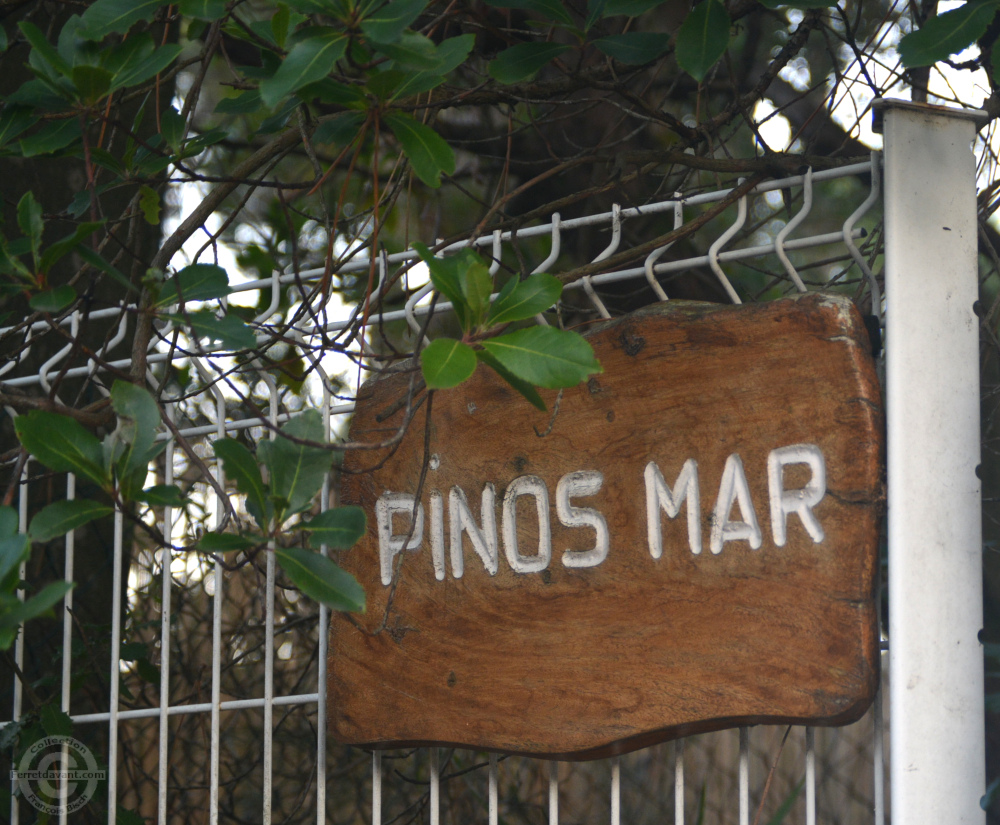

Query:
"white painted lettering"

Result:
[[645, 459, 701, 557], [556, 471, 609, 568], [375, 492, 424, 586], [767, 444, 826, 546], [449, 484, 498, 578], [502, 475, 552, 574], [429, 490, 446, 581], [710, 454, 762, 554]]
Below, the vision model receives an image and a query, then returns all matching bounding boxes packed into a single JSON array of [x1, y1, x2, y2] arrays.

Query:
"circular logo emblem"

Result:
[[10, 735, 105, 815]]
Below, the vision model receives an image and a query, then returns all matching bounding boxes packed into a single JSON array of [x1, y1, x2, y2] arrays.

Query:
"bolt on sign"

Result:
[[329, 293, 883, 759]]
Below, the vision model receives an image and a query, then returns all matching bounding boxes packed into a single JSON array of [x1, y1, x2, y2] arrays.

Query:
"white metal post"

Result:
[[876, 98, 986, 824]]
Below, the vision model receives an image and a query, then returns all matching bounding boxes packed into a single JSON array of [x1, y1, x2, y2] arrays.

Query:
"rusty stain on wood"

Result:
[[329, 293, 884, 759]]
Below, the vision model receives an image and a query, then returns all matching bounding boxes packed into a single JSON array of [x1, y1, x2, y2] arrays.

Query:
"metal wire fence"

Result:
[[1, 153, 889, 825]]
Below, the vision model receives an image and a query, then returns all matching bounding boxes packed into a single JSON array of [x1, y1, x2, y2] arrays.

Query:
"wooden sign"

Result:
[[329, 293, 883, 759]]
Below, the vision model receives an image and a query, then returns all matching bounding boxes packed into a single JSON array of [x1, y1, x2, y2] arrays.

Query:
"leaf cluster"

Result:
[[208, 410, 367, 612], [13, 380, 366, 619], [413, 244, 602, 409]]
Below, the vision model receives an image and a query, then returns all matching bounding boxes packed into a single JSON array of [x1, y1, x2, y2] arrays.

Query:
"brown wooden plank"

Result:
[[329, 293, 884, 759]]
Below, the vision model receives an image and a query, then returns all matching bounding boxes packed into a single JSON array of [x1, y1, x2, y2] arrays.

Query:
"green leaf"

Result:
[[361, 0, 427, 43], [488, 42, 572, 84], [368, 68, 435, 100], [593, 32, 668, 64], [18, 22, 72, 77], [307, 79, 369, 107], [487, 273, 561, 325], [259, 30, 347, 108], [80, 0, 164, 38], [120, 641, 148, 660], [675, 0, 731, 82], [257, 410, 332, 521], [72, 65, 113, 104], [197, 532, 258, 552], [156, 263, 231, 307], [257, 98, 298, 133], [39, 221, 103, 273], [423, 32, 474, 73], [383, 112, 455, 187], [136, 484, 189, 507], [139, 185, 160, 225], [301, 506, 367, 550], [586, 0, 607, 30], [374, 31, 443, 69], [19, 118, 82, 157], [213, 439, 271, 530], [461, 257, 493, 327], [102, 30, 154, 74], [7, 77, 70, 109], [40, 705, 73, 737], [764, 778, 804, 825], [29, 286, 76, 314], [272, 4, 292, 47], [169, 310, 257, 350], [475, 348, 547, 410], [0, 237, 31, 281], [377, 33, 473, 99], [215, 90, 264, 114], [110, 44, 183, 91], [898, 0, 1000, 67], [29, 501, 112, 543], [110, 380, 161, 482], [0, 507, 19, 540], [275, 547, 365, 612], [17, 191, 43, 270], [179, 128, 228, 157], [15, 411, 109, 487], [411, 243, 470, 328], [0, 535, 30, 593], [482, 0, 574, 26], [314, 111, 366, 146], [160, 106, 185, 152], [0, 106, 38, 149], [135, 657, 160, 687], [0, 581, 73, 649], [77, 246, 134, 293], [179, 0, 229, 20], [481, 325, 602, 388], [421, 338, 478, 388], [602, 0, 667, 15]]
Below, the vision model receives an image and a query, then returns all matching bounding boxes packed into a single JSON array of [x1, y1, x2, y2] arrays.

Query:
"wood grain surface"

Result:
[[329, 293, 884, 759]]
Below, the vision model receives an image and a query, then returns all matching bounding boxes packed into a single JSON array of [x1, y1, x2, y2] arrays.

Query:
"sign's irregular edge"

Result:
[[329, 293, 884, 759]]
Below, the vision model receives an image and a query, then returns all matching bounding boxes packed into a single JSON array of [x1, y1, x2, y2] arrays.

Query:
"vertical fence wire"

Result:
[[373, 750, 382, 825], [610, 756, 621, 825], [738, 727, 750, 825], [107, 508, 125, 825], [209, 380, 227, 825], [158, 406, 176, 825], [317, 365, 333, 824], [549, 760, 559, 825], [489, 753, 499, 825], [58, 470, 75, 825], [430, 748, 441, 825], [263, 374, 279, 825], [11, 459, 27, 825], [674, 738, 685, 825]]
